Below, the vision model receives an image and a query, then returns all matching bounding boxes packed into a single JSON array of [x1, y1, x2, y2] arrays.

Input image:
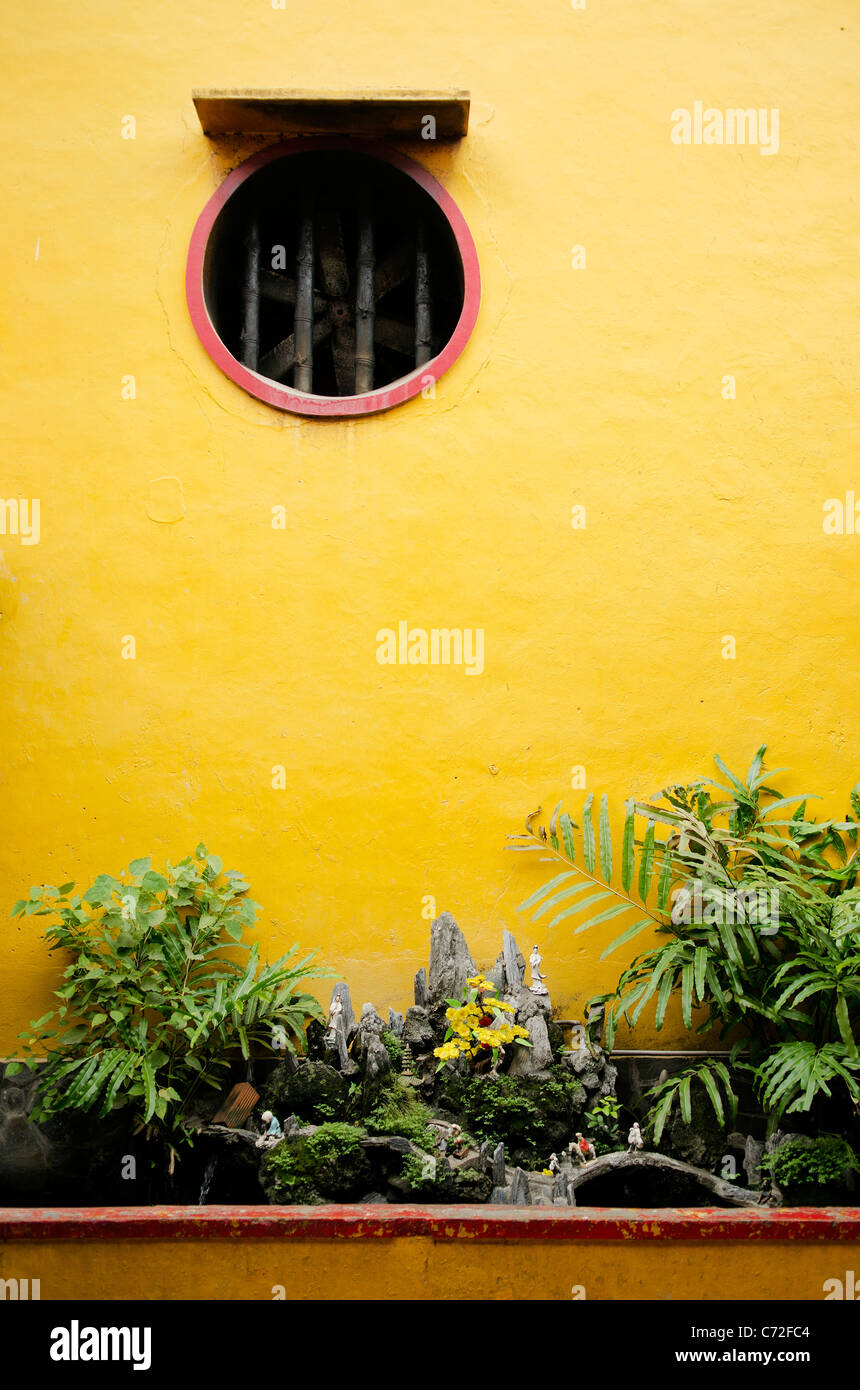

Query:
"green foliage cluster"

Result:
[[762, 1135, 859, 1189], [587, 1094, 622, 1154], [644, 1060, 738, 1144], [381, 1029, 404, 1070], [364, 1078, 434, 1149], [514, 749, 860, 1137], [445, 1074, 542, 1149], [8, 847, 325, 1146], [262, 1121, 371, 1203], [442, 1069, 586, 1166], [399, 1153, 491, 1204]]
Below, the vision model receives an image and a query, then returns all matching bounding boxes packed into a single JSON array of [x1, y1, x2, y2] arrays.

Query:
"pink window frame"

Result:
[[185, 137, 481, 418]]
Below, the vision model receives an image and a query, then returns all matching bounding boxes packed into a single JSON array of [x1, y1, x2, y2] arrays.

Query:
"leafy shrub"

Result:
[[645, 1060, 737, 1144], [587, 1094, 622, 1154], [8, 847, 325, 1148], [762, 1135, 859, 1189], [514, 749, 860, 1134]]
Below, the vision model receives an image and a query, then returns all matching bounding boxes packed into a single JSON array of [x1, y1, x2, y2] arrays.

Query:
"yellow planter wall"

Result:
[[1, 0, 858, 1050], [3, 1206, 859, 1302]]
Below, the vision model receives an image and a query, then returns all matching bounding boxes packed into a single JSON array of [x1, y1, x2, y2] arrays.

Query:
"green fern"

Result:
[[510, 748, 860, 1130]]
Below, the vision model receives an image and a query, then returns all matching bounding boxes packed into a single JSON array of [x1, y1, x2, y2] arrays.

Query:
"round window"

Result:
[[186, 138, 481, 417]]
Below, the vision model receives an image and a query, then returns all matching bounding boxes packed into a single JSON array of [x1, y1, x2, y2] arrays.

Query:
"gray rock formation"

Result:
[[492, 1142, 506, 1188], [414, 967, 429, 1007], [428, 912, 476, 1002], [403, 1005, 435, 1054], [567, 1149, 766, 1207], [359, 1002, 386, 1037], [508, 1012, 553, 1078], [503, 930, 525, 989], [324, 1012, 354, 1074], [387, 1008, 404, 1037], [329, 982, 356, 1038], [528, 1174, 556, 1206], [0, 1064, 51, 1193], [485, 956, 506, 994], [743, 1136, 765, 1188], [363, 1033, 392, 1085], [510, 1167, 531, 1206]]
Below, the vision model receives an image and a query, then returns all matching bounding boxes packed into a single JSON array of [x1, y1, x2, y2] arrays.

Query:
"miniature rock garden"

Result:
[[2, 749, 859, 1210]]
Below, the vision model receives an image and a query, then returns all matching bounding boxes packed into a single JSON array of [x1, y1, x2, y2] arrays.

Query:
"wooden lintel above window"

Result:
[[192, 90, 470, 140]]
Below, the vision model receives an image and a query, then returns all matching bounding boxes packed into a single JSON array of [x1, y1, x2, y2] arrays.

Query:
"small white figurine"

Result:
[[549, 1153, 561, 1174], [256, 1110, 283, 1150], [529, 944, 549, 996], [628, 1122, 644, 1152], [327, 996, 343, 1030]]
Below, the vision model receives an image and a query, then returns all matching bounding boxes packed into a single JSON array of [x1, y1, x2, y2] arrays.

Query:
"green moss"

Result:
[[264, 1060, 347, 1125], [763, 1135, 859, 1189], [440, 1069, 588, 1167], [365, 1077, 434, 1150], [400, 1153, 491, 1204], [381, 1029, 404, 1071], [260, 1121, 372, 1203]]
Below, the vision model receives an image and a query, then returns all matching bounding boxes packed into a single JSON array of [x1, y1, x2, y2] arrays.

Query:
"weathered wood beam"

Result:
[[259, 270, 325, 313], [331, 325, 356, 396], [239, 219, 260, 370], [293, 193, 315, 392], [354, 188, 375, 393], [259, 319, 331, 383], [317, 205, 349, 299], [374, 244, 411, 301], [415, 221, 432, 367], [192, 90, 471, 141], [374, 316, 413, 356]]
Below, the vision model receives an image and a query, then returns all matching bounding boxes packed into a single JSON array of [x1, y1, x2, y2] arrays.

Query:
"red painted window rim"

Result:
[[185, 137, 481, 418]]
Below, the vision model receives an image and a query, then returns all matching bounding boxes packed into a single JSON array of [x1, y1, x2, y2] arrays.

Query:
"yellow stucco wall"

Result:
[[2, 1231, 856, 1302], [1, 0, 858, 1051]]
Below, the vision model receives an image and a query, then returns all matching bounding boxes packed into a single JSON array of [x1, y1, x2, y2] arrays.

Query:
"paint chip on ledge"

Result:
[[147, 477, 186, 524]]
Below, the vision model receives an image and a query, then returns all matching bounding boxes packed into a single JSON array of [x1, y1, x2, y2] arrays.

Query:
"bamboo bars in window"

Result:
[[239, 220, 260, 370], [293, 193, 315, 392], [354, 187, 375, 394], [415, 220, 432, 367]]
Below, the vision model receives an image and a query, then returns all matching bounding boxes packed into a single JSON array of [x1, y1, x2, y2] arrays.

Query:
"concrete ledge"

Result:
[[2, 1204, 860, 1241], [3, 1206, 859, 1299]]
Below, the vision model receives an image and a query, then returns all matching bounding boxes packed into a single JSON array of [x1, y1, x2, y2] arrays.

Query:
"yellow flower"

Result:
[[433, 1041, 460, 1061]]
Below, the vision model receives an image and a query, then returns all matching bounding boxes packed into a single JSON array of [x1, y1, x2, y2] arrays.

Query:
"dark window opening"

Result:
[[202, 149, 466, 398]]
